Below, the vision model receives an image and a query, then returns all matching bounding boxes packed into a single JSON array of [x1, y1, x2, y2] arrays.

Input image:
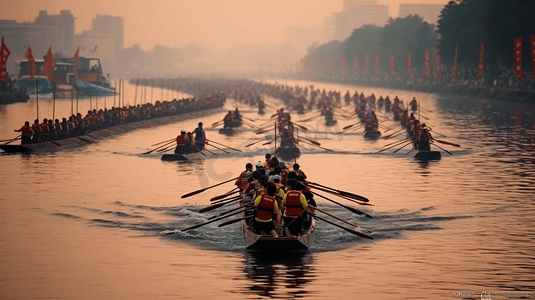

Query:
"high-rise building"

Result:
[[323, 0, 389, 42], [284, 26, 320, 55], [399, 4, 444, 24], [0, 10, 75, 74]]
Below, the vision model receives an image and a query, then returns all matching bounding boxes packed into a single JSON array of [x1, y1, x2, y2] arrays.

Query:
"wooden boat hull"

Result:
[[325, 119, 338, 126], [161, 152, 205, 161], [241, 207, 315, 251], [414, 150, 441, 160], [218, 128, 235, 135], [0, 136, 94, 153], [276, 146, 300, 159], [364, 130, 381, 139]]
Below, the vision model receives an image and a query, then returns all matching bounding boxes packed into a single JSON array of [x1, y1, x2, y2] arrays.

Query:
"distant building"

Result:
[[399, 4, 444, 24], [322, 0, 389, 42], [0, 10, 75, 74], [75, 14, 124, 71], [284, 26, 320, 55]]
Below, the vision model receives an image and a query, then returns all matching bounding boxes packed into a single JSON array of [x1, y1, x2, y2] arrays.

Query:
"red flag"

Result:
[[389, 52, 396, 76], [477, 41, 485, 77], [73, 47, 80, 76], [364, 55, 370, 75], [451, 43, 459, 79], [514, 37, 522, 78], [374, 53, 380, 75], [24, 46, 36, 79], [435, 50, 441, 78], [0, 37, 11, 81], [340, 56, 347, 76], [353, 55, 359, 76], [531, 34, 535, 78], [406, 52, 413, 76], [423, 49, 431, 77], [43, 46, 56, 81]]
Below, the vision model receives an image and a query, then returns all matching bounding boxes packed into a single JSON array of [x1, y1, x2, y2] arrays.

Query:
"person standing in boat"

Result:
[[416, 124, 433, 151], [254, 183, 281, 237], [14, 121, 34, 144], [193, 122, 206, 150], [175, 129, 187, 154], [282, 181, 309, 237]]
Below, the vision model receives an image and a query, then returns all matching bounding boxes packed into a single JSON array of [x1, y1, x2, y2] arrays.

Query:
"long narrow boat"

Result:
[[240, 202, 315, 250], [0, 136, 96, 153], [161, 152, 205, 161], [414, 150, 441, 160]]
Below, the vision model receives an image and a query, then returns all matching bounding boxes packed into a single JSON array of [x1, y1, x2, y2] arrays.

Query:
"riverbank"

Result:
[[291, 75, 535, 105]]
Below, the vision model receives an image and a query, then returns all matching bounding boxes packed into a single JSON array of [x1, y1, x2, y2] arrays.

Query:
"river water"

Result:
[[0, 79, 534, 299]]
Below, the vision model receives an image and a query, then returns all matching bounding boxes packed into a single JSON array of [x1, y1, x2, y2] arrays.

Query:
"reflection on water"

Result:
[[238, 252, 316, 299]]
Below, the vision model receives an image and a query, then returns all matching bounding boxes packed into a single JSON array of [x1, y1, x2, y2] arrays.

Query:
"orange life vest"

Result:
[[285, 191, 304, 216], [31, 123, 41, 133], [256, 194, 275, 221]]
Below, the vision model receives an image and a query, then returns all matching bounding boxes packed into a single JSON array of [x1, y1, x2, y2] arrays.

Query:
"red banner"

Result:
[[24, 46, 36, 79], [478, 41, 485, 77], [389, 53, 396, 76], [43, 46, 56, 81], [451, 43, 459, 79], [514, 37, 522, 78], [423, 49, 431, 77], [353, 55, 359, 76], [406, 52, 413, 76], [73, 47, 80, 77], [434, 50, 441, 78], [341, 56, 347, 76], [364, 55, 370, 75], [0, 37, 11, 81], [530, 34, 535, 78], [374, 53, 380, 75]]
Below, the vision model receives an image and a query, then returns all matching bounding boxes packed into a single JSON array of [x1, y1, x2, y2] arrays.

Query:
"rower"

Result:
[[417, 124, 433, 151], [253, 183, 281, 237], [263, 153, 272, 168], [193, 122, 206, 150], [223, 111, 233, 128], [235, 163, 253, 193], [175, 129, 187, 154], [292, 163, 307, 180], [282, 181, 309, 237], [14, 121, 34, 144], [31, 119, 41, 143]]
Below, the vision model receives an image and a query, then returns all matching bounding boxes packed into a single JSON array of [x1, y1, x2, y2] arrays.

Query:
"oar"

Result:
[[218, 215, 253, 227], [208, 202, 252, 220], [241, 115, 256, 122], [151, 138, 174, 147], [242, 121, 260, 130], [181, 177, 238, 198], [202, 147, 218, 156], [296, 141, 308, 150], [292, 122, 308, 131], [300, 140, 334, 152], [309, 185, 369, 205], [0, 135, 21, 143], [299, 136, 320, 146], [308, 181, 369, 202], [342, 123, 360, 131], [210, 194, 242, 205], [199, 196, 242, 213], [205, 139, 242, 152], [262, 140, 274, 146], [382, 127, 405, 139], [433, 138, 460, 147], [206, 143, 230, 154], [181, 207, 253, 232], [431, 141, 452, 155], [39, 135, 62, 146], [156, 144, 177, 153], [212, 119, 224, 127], [420, 107, 434, 113], [143, 140, 175, 155], [312, 192, 372, 218], [310, 206, 363, 229], [378, 139, 411, 153], [384, 138, 411, 148], [392, 140, 414, 153], [245, 138, 269, 147], [210, 188, 239, 201], [312, 214, 374, 239]]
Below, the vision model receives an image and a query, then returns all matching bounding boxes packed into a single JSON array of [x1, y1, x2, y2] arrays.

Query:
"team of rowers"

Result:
[[234, 154, 314, 237], [174, 122, 207, 154], [12, 95, 225, 145], [222, 108, 243, 128]]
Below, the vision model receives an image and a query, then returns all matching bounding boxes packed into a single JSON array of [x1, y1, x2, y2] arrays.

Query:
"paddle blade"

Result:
[[181, 189, 206, 198], [199, 202, 225, 213]]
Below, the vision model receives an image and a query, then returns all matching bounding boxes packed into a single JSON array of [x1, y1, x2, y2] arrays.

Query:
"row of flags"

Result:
[[0, 37, 80, 82], [301, 36, 535, 79]]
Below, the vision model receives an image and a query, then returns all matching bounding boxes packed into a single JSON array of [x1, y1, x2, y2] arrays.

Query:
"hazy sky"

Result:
[[1, 0, 450, 51]]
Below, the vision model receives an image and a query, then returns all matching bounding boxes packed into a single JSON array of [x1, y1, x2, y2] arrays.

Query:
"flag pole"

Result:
[[36, 79, 39, 121], [52, 84, 56, 121]]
